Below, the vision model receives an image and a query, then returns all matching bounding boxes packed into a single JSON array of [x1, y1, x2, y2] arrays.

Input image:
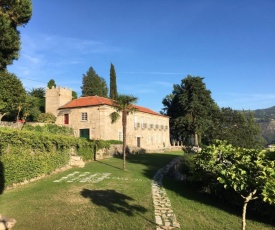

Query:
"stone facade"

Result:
[[45, 87, 171, 151]]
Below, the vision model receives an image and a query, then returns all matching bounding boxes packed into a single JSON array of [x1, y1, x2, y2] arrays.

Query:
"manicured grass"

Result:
[[0, 152, 274, 230]]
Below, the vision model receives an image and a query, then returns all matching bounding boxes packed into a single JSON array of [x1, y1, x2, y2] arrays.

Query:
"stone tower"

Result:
[[45, 86, 72, 116]]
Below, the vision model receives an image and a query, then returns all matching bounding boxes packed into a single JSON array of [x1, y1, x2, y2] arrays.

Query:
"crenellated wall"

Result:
[[45, 86, 72, 116]]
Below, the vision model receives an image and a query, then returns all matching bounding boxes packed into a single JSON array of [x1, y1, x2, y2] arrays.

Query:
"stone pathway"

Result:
[[152, 157, 181, 230]]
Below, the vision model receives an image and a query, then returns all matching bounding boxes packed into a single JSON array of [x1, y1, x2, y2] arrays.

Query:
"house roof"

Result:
[[59, 95, 167, 117]]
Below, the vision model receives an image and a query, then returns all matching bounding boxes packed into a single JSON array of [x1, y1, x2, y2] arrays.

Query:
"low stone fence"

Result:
[[0, 121, 24, 129]]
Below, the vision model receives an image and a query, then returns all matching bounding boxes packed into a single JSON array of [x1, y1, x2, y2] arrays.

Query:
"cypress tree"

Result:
[[109, 63, 118, 100]]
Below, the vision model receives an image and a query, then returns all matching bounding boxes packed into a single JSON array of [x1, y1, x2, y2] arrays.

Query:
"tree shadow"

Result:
[[80, 189, 147, 216], [0, 161, 4, 194], [96, 160, 122, 170], [126, 153, 275, 227], [126, 153, 181, 179]]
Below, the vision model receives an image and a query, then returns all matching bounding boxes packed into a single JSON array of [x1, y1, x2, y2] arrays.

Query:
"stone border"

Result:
[[152, 158, 181, 229]]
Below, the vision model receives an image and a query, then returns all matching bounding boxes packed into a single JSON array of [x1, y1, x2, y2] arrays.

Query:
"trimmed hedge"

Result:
[[0, 128, 110, 187]]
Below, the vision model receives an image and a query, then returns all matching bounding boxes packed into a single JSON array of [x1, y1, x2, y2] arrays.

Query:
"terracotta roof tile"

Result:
[[59, 95, 166, 117]]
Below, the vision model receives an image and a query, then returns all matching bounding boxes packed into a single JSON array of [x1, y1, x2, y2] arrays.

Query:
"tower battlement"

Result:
[[45, 86, 72, 116]]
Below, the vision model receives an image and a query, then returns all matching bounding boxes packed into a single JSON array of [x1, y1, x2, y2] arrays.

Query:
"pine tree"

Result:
[[109, 63, 118, 100], [81, 67, 108, 97]]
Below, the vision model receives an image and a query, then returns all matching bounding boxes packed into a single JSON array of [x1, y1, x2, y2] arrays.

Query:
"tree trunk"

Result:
[[194, 132, 198, 146], [242, 200, 248, 230], [0, 113, 6, 122], [242, 190, 257, 230], [122, 111, 127, 170]]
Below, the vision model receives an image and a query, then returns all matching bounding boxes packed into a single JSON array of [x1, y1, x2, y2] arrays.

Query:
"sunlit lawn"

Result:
[[0, 152, 274, 230]]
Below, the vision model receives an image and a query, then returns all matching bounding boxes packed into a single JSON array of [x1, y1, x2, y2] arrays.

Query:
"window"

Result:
[[64, 114, 69, 124], [141, 117, 144, 128], [118, 131, 123, 141], [134, 116, 138, 128], [81, 112, 88, 121]]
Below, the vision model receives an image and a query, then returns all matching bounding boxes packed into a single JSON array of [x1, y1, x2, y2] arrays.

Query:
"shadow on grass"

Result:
[[96, 159, 122, 170], [126, 152, 181, 178], [126, 153, 275, 227], [163, 172, 275, 227], [80, 189, 147, 216]]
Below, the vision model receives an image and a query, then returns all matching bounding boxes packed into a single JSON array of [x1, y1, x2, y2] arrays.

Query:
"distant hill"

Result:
[[252, 106, 275, 121], [248, 106, 275, 145]]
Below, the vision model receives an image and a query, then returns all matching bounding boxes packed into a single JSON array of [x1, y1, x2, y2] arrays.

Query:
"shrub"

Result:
[[0, 128, 109, 187], [37, 112, 56, 123], [22, 124, 74, 136]]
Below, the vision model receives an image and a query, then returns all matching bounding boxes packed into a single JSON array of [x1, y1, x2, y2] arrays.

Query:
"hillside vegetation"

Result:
[[250, 106, 275, 145]]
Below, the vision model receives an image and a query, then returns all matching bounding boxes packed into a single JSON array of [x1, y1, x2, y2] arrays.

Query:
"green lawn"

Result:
[[0, 152, 274, 230]]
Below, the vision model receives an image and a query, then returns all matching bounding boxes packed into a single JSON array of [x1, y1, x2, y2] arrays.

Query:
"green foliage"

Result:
[[37, 112, 56, 123], [28, 87, 45, 113], [72, 90, 78, 99], [179, 153, 197, 181], [0, 0, 32, 70], [22, 124, 74, 136], [1, 149, 70, 186], [109, 63, 118, 100], [47, 79, 56, 89], [196, 140, 275, 228], [162, 76, 265, 148], [0, 128, 110, 186], [162, 75, 218, 146], [23, 95, 41, 121], [211, 108, 266, 149], [196, 141, 274, 197], [81, 67, 108, 97], [0, 71, 26, 120]]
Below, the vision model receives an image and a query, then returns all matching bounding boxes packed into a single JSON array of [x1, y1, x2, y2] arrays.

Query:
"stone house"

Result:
[[46, 86, 170, 151]]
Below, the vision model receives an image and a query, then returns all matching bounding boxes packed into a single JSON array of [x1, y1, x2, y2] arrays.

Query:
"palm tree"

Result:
[[110, 94, 138, 170]]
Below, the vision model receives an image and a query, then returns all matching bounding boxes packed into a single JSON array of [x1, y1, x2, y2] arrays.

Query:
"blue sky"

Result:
[[8, 0, 275, 113]]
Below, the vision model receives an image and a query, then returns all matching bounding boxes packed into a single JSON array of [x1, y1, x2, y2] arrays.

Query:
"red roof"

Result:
[[59, 95, 166, 117]]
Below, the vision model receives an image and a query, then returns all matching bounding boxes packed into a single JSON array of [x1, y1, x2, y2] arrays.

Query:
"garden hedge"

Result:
[[0, 128, 111, 187]]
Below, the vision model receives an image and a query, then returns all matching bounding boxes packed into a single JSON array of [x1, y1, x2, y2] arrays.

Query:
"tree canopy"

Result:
[[81, 67, 108, 97], [109, 63, 118, 100], [197, 140, 275, 230], [211, 108, 266, 149], [0, 0, 32, 70], [162, 75, 265, 148], [0, 71, 26, 120], [162, 75, 218, 146], [47, 79, 56, 89]]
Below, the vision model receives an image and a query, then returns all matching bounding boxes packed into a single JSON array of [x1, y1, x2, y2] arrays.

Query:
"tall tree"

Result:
[[81, 67, 108, 97], [162, 75, 218, 146], [109, 63, 118, 100], [47, 79, 56, 89], [0, 0, 32, 70], [0, 71, 26, 121], [109, 94, 138, 170]]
